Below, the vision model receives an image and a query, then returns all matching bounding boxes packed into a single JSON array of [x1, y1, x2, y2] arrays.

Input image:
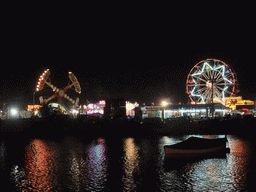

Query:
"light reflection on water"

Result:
[[63, 137, 108, 191], [5, 135, 254, 191], [161, 135, 254, 191], [23, 139, 58, 191], [122, 138, 139, 191], [85, 138, 107, 191]]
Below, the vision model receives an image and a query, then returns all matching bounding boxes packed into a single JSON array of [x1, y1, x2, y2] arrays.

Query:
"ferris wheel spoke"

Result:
[[216, 85, 233, 96], [201, 72, 210, 80], [213, 90, 218, 98], [213, 90, 218, 99], [215, 85, 223, 91], [216, 85, 232, 91], [211, 69, 215, 80], [214, 87, 223, 98], [213, 70, 220, 80], [208, 90, 214, 101], [205, 91, 212, 102], [211, 70, 216, 81], [215, 73, 222, 81], [206, 70, 211, 81], [225, 73, 231, 79], [208, 89, 215, 100], [216, 83, 226, 86], [226, 80, 233, 85], [197, 77, 208, 83], [201, 87, 209, 95], [202, 88, 211, 99], [215, 85, 227, 91], [215, 77, 224, 84], [192, 75, 200, 81], [214, 71, 222, 81], [197, 84, 207, 87], [216, 83, 232, 87], [187, 84, 206, 87], [188, 83, 198, 87], [198, 86, 207, 93], [213, 71, 218, 80]]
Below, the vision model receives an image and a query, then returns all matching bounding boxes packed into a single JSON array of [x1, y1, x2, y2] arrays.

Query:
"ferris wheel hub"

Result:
[[206, 81, 213, 89]]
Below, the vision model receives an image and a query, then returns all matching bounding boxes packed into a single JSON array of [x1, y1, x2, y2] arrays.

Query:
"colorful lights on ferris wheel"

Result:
[[186, 59, 238, 104]]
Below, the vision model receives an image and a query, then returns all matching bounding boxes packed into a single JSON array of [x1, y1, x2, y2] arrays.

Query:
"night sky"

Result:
[[1, 11, 255, 109]]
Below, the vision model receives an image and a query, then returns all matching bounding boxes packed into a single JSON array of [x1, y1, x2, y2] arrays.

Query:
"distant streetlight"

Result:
[[161, 100, 169, 120], [10, 108, 18, 116], [162, 101, 168, 107], [10, 108, 19, 119]]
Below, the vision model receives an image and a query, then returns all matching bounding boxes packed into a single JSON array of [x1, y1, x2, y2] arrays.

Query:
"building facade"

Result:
[[225, 96, 254, 111], [141, 103, 231, 119]]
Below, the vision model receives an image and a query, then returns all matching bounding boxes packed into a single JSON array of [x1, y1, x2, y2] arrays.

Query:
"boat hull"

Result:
[[165, 145, 228, 158], [164, 137, 229, 159]]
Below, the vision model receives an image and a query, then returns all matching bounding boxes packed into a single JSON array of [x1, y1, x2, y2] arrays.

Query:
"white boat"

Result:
[[164, 136, 229, 159]]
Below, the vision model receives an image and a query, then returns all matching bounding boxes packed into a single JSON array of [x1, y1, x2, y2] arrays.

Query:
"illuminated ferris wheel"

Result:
[[186, 59, 238, 104]]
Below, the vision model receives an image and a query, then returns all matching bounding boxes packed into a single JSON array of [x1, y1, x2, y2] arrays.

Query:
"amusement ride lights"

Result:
[[36, 69, 81, 105], [186, 59, 238, 104]]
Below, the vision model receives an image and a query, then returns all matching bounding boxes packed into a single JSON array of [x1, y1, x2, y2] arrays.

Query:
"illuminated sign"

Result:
[[126, 101, 139, 116], [83, 100, 106, 115], [83, 100, 138, 116], [99, 100, 106, 105], [27, 105, 42, 112]]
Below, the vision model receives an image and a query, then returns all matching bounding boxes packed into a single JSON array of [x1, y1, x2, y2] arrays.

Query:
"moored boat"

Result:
[[164, 136, 229, 159]]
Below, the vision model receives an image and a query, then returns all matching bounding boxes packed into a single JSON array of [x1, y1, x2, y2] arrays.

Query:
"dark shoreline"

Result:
[[1, 116, 256, 140]]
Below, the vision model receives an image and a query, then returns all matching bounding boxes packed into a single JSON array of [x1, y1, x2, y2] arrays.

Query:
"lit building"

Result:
[[126, 101, 139, 117], [27, 105, 42, 112], [83, 100, 139, 118], [26, 104, 43, 117], [83, 100, 106, 116], [225, 96, 254, 111], [141, 103, 231, 119], [190, 96, 255, 114]]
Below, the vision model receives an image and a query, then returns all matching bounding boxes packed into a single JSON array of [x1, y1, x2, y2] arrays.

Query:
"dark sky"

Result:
[[1, 11, 255, 108]]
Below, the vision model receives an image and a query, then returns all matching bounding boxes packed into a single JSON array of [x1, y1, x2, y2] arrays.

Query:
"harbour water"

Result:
[[0, 133, 254, 191]]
